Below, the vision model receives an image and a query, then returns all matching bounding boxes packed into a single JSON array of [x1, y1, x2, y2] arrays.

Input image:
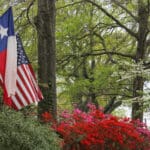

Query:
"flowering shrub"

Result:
[[42, 111, 53, 123], [42, 104, 150, 150]]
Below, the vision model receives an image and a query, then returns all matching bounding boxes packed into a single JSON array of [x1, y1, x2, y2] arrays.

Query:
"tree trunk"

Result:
[[35, 0, 57, 119], [132, 0, 149, 121], [132, 76, 144, 120]]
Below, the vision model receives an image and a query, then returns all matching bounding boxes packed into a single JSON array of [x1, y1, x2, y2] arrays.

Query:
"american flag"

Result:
[[3, 34, 43, 110]]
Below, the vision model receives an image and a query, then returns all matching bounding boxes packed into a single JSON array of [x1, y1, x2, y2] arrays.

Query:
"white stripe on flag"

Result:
[[17, 74, 33, 104], [28, 66, 39, 91], [27, 66, 43, 100], [16, 82, 29, 106], [5, 36, 17, 96], [18, 66, 35, 102], [11, 96, 22, 109], [23, 65, 38, 100]]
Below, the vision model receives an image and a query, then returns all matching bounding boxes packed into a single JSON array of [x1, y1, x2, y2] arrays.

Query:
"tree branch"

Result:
[[57, 1, 84, 10], [81, 51, 135, 60], [111, 0, 138, 22], [84, 0, 138, 39], [95, 32, 116, 63], [104, 98, 122, 114], [15, 0, 35, 28], [26, 0, 36, 28], [15, 8, 27, 23]]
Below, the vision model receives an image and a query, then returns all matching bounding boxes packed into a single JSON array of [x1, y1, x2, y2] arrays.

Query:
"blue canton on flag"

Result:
[[17, 34, 29, 66]]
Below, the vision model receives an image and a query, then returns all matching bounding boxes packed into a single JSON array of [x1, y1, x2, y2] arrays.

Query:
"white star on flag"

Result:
[[0, 25, 8, 39]]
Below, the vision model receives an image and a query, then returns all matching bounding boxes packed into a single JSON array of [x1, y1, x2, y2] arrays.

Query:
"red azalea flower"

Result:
[[51, 103, 150, 150], [42, 112, 53, 122]]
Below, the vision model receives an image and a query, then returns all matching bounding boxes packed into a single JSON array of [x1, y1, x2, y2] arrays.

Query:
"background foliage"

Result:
[[0, 0, 150, 120]]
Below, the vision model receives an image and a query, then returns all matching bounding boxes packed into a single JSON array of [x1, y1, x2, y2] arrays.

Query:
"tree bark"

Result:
[[132, 76, 144, 120], [35, 0, 57, 119], [132, 0, 149, 121]]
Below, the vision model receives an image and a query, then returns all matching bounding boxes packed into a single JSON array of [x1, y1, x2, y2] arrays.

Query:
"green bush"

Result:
[[0, 107, 61, 150]]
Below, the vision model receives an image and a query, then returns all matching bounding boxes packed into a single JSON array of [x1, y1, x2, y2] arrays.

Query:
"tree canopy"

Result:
[[0, 0, 150, 121]]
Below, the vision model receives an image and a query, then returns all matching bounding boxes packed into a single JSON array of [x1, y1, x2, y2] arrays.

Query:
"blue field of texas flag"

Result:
[[0, 7, 17, 106]]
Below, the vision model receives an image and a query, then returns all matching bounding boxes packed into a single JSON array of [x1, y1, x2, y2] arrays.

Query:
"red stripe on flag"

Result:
[[28, 65, 43, 99], [21, 65, 37, 102], [12, 94, 24, 108], [17, 66, 35, 103], [0, 50, 7, 79], [16, 80, 30, 105]]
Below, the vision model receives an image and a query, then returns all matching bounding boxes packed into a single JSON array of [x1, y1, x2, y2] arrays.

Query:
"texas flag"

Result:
[[0, 7, 17, 105], [0, 8, 43, 110]]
